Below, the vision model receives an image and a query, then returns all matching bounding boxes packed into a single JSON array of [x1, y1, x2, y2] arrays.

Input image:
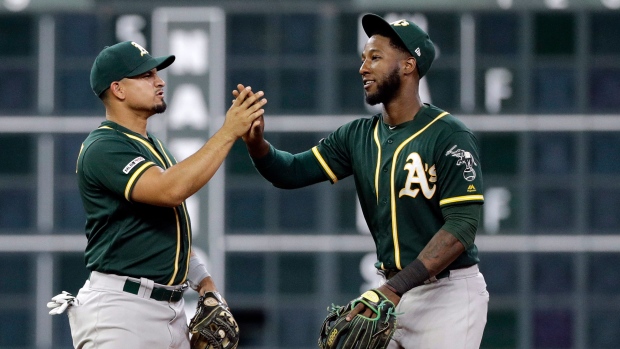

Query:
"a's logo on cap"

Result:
[[415, 47, 422, 56], [131, 42, 149, 56], [391, 19, 410, 27]]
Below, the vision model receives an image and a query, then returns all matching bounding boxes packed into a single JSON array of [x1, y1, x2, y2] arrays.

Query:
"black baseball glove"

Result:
[[189, 291, 239, 349], [318, 289, 398, 349]]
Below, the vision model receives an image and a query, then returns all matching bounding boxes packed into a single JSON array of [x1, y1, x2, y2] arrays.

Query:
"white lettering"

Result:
[[602, 0, 620, 9], [4, 0, 30, 12], [485, 68, 513, 113], [483, 187, 512, 234], [399, 153, 436, 199], [168, 138, 205, 162], [115, 15, 147, 47], [123, 156, 145, 174], [169, 29, 209, 75], [168, 84, 209, 130], [545, 0, 569, 9], [497, 0, 513, 9]]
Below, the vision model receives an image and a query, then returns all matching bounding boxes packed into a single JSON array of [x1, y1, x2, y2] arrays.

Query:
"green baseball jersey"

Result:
[[76, 120, 191, 285], [314, 104, 483, 271]]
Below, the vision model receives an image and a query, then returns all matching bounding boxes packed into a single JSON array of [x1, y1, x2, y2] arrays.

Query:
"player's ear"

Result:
[[402, 56, 417, 75], [110, 81, 125, 100]]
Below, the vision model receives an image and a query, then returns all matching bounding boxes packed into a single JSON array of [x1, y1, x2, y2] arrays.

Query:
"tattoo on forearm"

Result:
[[418, 230, 464, 274]]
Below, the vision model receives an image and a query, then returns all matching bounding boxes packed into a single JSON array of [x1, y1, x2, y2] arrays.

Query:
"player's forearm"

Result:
[[417, 229, 465, 277], [246, 138, 271, 159], [133, 129, 238, 207], [197, 276, 218, 296], [384, 229, 465, 297], [165, 129, 237, 200], [252, 145, 327, 189]]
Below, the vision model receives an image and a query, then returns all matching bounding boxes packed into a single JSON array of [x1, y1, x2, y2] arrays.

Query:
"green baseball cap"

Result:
[[90, 41, 175, 96], [362, 13, 435, 78]]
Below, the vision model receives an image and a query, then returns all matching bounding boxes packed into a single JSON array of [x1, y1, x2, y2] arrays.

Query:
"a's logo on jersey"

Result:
[[123, 156, 145, 174], [399, 152, 436, 199], [445, 145, 478, 181]]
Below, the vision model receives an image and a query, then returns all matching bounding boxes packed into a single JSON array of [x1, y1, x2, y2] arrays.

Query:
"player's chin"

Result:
[[153, 100, 167, 114], [365, 92, 381, 106]]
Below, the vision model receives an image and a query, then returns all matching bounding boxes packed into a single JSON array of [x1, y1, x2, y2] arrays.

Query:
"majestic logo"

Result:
[[445, 145, 478, 181], [123, 156, 145, 174], [399, 152, 437, 199], [131, 41, 149, 56], [391, 19, 410, 27]]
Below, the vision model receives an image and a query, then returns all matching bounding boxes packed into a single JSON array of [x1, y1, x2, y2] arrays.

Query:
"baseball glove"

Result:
[[318, 289, 398, 349], [189, 291, 239, 349]]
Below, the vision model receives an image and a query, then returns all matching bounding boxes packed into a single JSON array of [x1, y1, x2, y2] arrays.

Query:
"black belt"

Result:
[[122, 279, 186, 302], [383, 268, 451, 282]]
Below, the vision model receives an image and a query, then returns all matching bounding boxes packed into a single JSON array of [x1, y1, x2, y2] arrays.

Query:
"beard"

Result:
[[153, 100, 167, 114], [365, 67, 401, 106]]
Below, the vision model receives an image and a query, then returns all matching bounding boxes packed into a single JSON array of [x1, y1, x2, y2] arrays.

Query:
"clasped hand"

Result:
[[224, 84, 267, 139]]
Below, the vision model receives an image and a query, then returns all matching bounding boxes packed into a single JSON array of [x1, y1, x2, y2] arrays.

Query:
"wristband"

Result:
[[187, 254, 210, 291], [383, 283, 401, 297], [385, 259, 430, 296]]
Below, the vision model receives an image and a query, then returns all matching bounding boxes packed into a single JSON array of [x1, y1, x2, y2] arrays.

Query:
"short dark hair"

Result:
[[388, 36, 411, 57], [372, 27, 411, 56]]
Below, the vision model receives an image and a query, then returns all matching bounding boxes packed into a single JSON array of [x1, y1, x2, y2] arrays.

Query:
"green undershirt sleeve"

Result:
[[440, 203, 482, 249], [252, 144, 328, 189]]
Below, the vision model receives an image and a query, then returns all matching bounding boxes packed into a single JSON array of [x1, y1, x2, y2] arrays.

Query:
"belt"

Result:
[[89, 271, 188, 302], [383, 267, 451, 283], [122, 279, 187, 302]]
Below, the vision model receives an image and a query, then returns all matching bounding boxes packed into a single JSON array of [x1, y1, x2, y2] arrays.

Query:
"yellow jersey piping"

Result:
[[312, 146, 338, 183], [373, 122, 381, 203], [124, 162, 155, 200], [168, 208, 182, 285], [440, 194, 485, 206], [121, 133, 166, 166], [155, 138, 190, 285], [389, 112, 448, 269]]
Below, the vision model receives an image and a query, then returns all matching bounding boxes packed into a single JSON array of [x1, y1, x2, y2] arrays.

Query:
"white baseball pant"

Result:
[[387, 264, 489, 349], [68, 271, 190, 349]]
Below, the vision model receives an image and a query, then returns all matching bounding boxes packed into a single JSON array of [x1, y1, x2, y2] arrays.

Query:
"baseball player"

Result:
[[240, 13, 489, 349], [55, 41, 265, 348]]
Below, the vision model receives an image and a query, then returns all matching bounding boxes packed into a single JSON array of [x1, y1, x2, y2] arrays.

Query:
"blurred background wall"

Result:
[[1, 0, 620, 348]]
